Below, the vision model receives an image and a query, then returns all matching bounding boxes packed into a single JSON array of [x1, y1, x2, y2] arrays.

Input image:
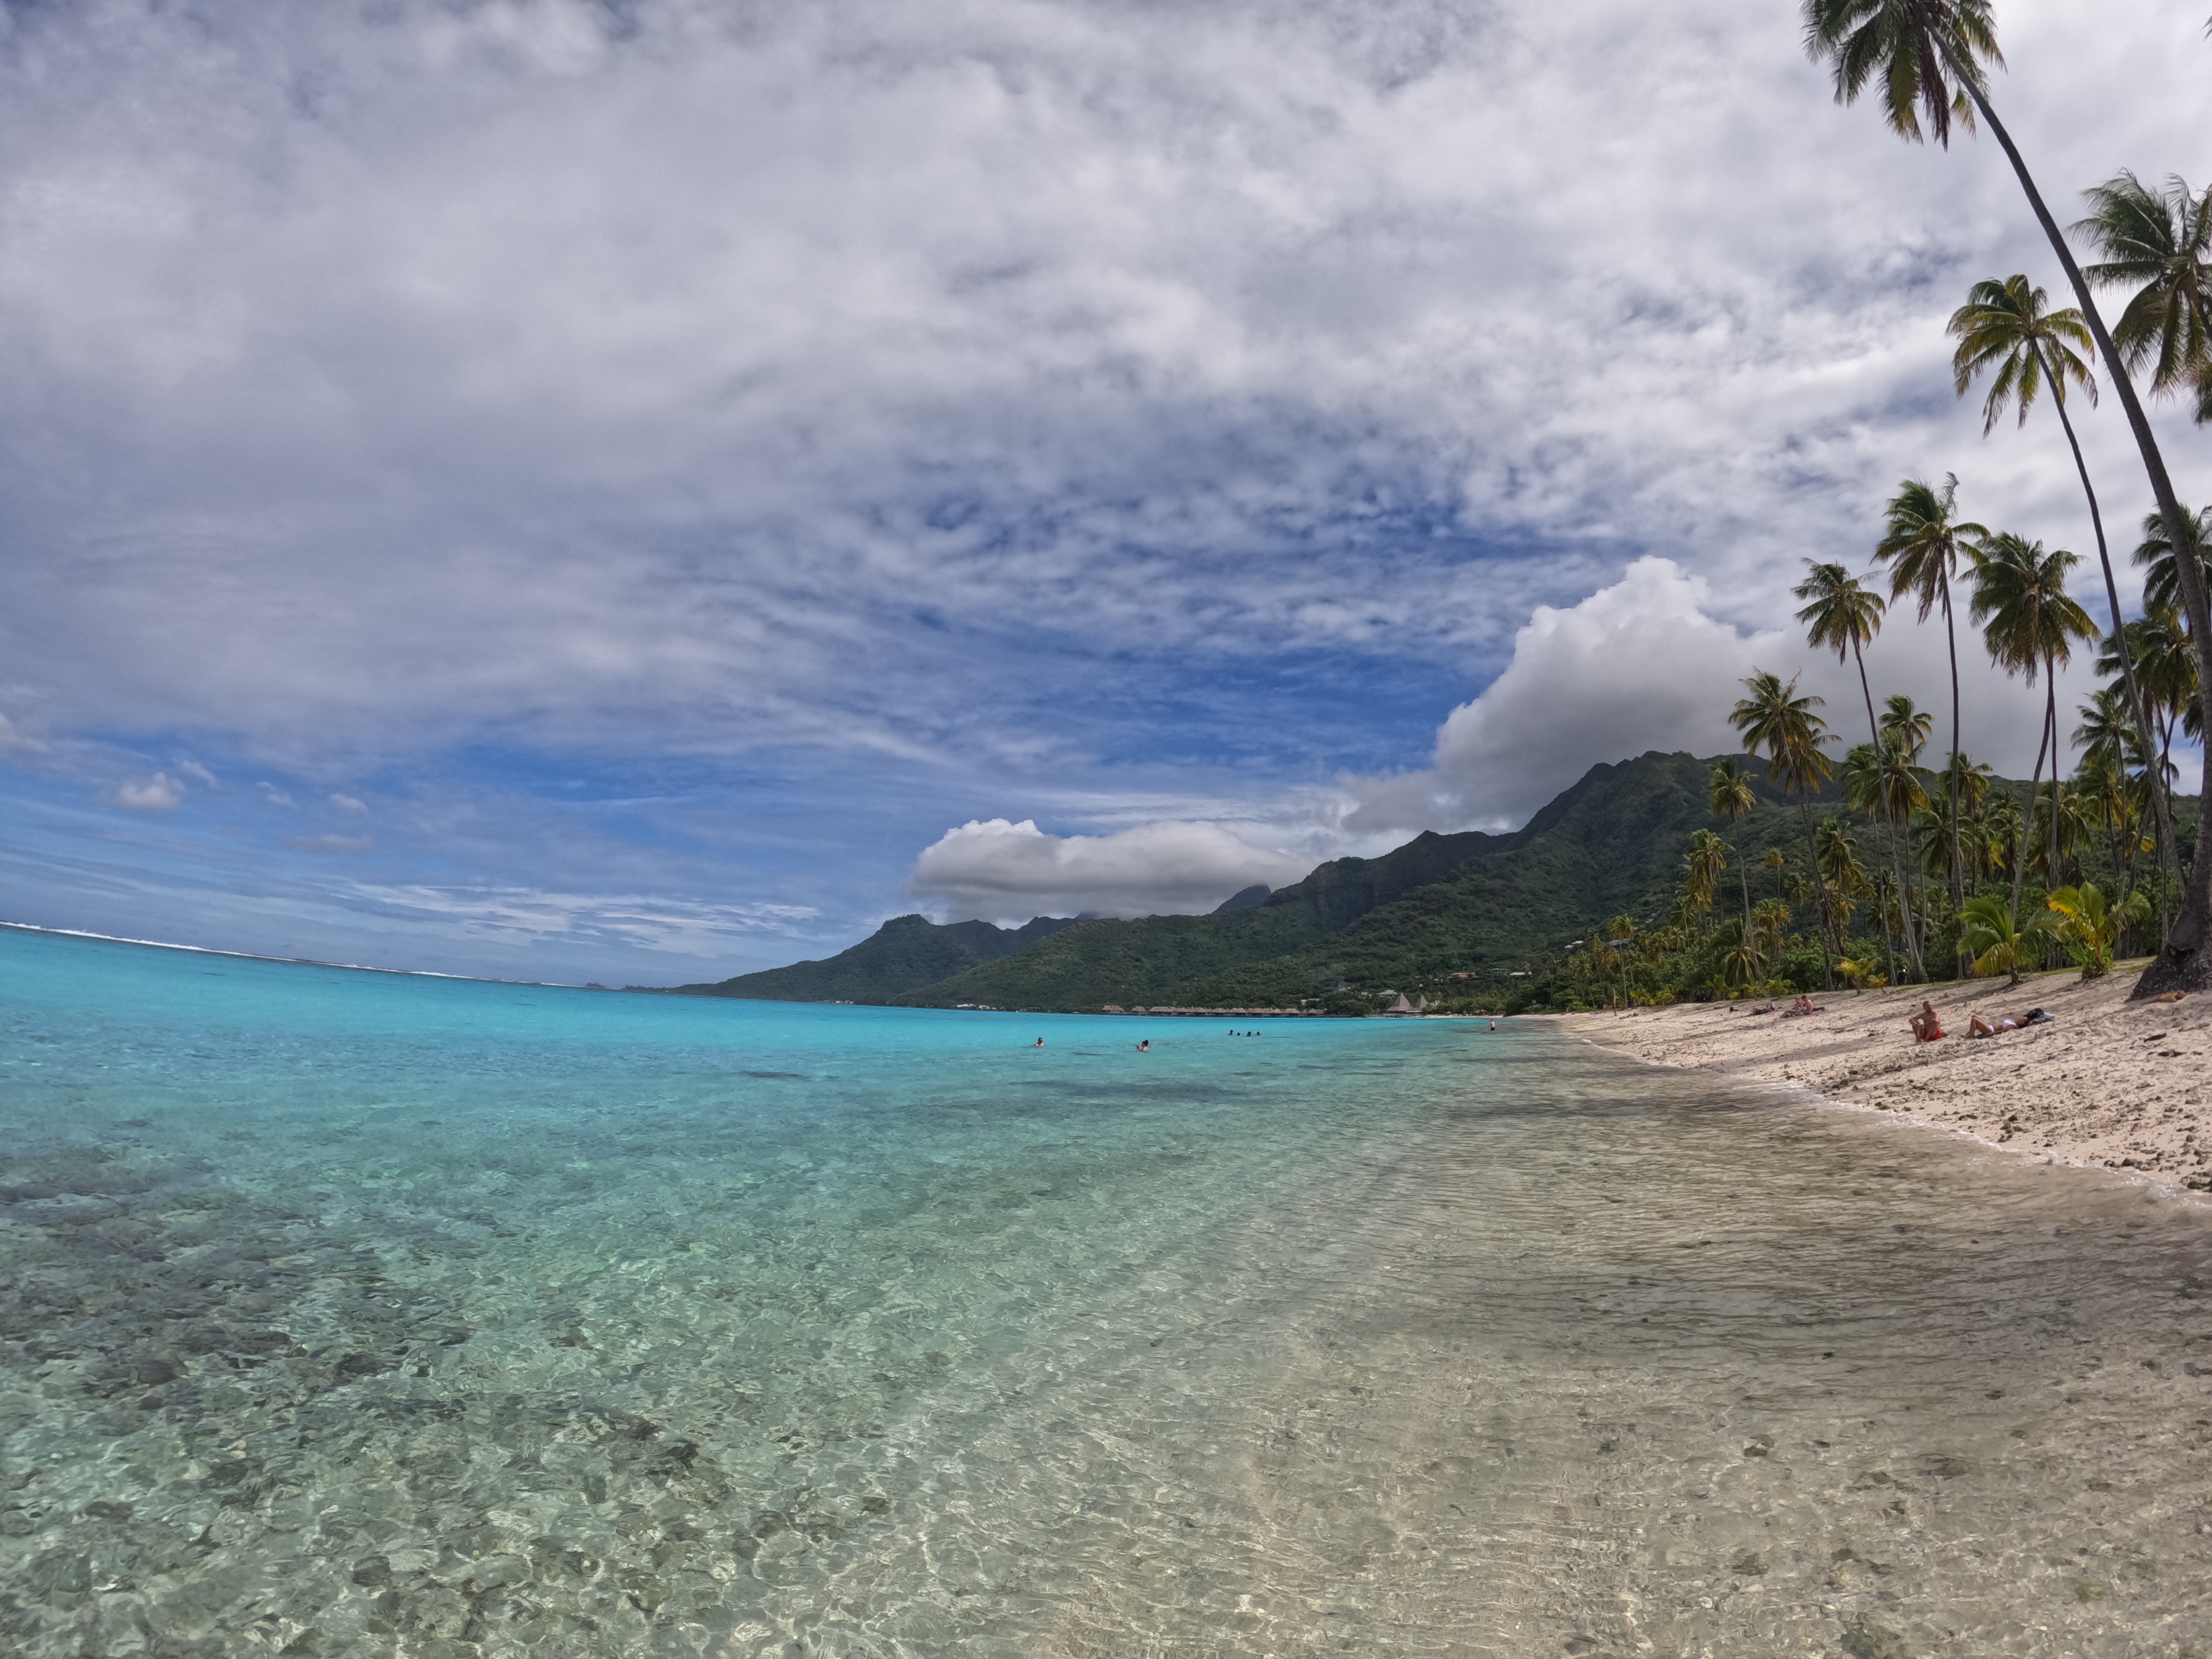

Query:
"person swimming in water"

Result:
[[1137, 1039, 1149, 1051], [1033, 1037, 1044, 1047]]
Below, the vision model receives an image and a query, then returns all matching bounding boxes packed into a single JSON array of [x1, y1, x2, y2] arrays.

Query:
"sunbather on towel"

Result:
[[1968, 1007, 2048, 1039]]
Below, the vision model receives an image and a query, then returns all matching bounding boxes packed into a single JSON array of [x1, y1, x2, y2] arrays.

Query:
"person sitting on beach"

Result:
[[1908, 1000, 1944, 1042], [1780, 994, 1823, 1019]]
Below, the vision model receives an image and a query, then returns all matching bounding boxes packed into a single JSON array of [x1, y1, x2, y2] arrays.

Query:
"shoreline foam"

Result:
[[1556, 968, 2212, 1197]]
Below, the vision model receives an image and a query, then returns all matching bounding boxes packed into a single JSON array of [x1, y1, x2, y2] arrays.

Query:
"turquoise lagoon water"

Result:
[[4, 925, 2212, 1658]]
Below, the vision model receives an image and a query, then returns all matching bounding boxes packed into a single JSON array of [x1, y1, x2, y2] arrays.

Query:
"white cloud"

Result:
[[109, 771, 184, 811], [329, 793, 367, 812], [0, 714, 43, 756], [348, 883, 820, 957], [258, 782, 294, 806], [1345, 552, 2116, 835], [909, 817, 1311, 924], [1347, 558, 1785, 831], [284, 834, 371, 855], [176, 758, 217, 787], [0, 0, 2198, 766]]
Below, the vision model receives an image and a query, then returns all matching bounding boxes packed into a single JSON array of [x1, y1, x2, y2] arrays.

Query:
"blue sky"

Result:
[[0, 0, 2205, 984]]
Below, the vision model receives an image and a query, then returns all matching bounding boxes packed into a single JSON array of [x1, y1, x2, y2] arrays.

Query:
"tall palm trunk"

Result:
[[1851, 636, 1925, 981], [2046, 655, 2063, 898], [1941, 575, 1967, 973], [1949, 70, 2212, 990], [2029, 337, 2181, 903], [2013, 688, 2051, 932], [1738, 862, 1753, 941], [1797, 800, 1836, 991]]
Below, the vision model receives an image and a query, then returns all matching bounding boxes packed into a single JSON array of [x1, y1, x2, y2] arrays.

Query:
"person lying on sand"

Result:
[[1908, 1000, 1944, 1042], [1968, 1007, 2050, 1039]]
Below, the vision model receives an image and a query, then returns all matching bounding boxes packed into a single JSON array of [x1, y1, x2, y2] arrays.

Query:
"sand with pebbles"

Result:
[[1557, 968, 2212, 1192]]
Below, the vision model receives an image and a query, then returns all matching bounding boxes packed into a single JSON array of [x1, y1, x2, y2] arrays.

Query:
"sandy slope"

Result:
[[1557, 968, 2212, 1192]]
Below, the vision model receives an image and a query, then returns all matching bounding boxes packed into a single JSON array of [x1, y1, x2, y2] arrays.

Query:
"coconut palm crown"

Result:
[[1948, 275, 2096, 433], [1949, 271, 2178, 899], [2074, 172, 2212, 424], [1730, 671, 1837, 989], [1800, 0, 1999, 147], [1875, 474, 1984, 934]]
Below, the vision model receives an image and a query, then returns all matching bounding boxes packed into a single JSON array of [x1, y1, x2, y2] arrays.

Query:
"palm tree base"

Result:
[[2131, 895, 2210, 997]]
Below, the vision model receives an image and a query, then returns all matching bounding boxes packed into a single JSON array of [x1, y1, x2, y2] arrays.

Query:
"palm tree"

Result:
[[1681, 829, 1729, 938], [1603, 914, 1638, 1007], [1752, 897, 1793, 982], [1730, 671, 1837, 990], [1968, 532, 2098, 924], [1763, 846, 1789, 909], [2076, 174, 2212, 424], [2133, 505, 2212, 623], [1960, 893, 2032, 988], [1805, 0, 2212, 993], [1875, 475, 1986, 944], [1881, 693, 1933, 759], [1817, 816, 1870, 951], [2043, 883, 2150, 980], [1794, 560, 1924, 979], [1947, 275, 2181, 895], [1707, 759, 1760, 936]]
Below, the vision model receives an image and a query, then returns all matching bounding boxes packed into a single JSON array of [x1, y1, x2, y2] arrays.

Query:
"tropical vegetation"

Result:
[[1803, 0, 2212, 994]]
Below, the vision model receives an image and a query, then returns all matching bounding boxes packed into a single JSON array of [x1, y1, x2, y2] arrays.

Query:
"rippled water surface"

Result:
[[4, 926, 2211, 1658]]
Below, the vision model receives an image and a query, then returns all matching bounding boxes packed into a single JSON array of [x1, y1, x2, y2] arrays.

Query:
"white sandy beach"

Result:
[[1558, 969, 2212, 1193]]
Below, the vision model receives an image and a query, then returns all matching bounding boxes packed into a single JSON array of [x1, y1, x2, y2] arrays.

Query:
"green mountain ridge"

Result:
[[674, 912, 1076, 1003], [898, 750, 1824, 1010], [675, 750, 1840, 1011]]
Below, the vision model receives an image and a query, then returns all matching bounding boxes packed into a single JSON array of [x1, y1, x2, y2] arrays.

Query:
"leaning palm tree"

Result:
[[1968, 532, 2099, 924], [1730, 671, 1837, 990], [1762, 846, 1789, 909], [1707, 759, 1760, 936], [2076, 173, 2212, 424], [1805, 0, 2212, 993], [1875, 475, 1986, 945], [1948, 275, 2181, 894], [1794, 560, 1923, 978]]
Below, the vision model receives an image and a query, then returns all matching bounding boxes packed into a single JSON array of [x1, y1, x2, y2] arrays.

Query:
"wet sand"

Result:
[[1558, 969, 2212, 1191]]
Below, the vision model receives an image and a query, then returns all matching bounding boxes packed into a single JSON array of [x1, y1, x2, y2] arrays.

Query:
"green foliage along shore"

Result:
[[669, 748, 2181, 1015]]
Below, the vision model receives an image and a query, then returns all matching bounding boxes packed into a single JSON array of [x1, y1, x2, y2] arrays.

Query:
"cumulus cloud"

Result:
[[284, 834, 372, 855], [109, 772, 184, 811], [1347, 559, 1785, 831], [909, 818, 1311, 924], [1346, 553, 2116, 835]]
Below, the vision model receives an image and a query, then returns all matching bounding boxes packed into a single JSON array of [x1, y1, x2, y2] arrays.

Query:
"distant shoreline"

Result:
[[0, 920, 570, 990], [1557, 974, 2212, 1201]]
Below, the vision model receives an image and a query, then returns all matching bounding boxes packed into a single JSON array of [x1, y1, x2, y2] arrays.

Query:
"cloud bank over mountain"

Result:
[[909, 818, 1311, 925]]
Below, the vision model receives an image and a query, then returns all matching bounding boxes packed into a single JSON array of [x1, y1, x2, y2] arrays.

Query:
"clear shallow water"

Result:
[[3, 928, 2211, 1659]]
